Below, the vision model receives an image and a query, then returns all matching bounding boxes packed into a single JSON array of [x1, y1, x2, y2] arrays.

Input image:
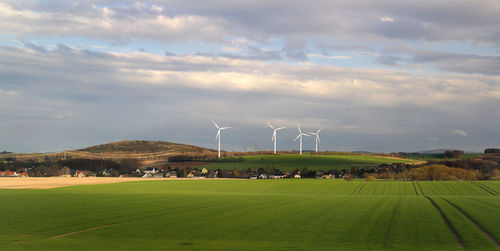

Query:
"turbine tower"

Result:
[[293, 124, 310, 155], [212, 120, 231, 158], [266, 121, 286, 154], [308, 127, 322, 152]]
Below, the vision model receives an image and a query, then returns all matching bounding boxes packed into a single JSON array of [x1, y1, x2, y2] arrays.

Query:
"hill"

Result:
[[78, 140, 214, 154]]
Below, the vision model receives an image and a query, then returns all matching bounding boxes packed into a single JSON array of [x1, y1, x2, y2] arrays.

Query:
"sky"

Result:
[[0, 0, 499, 153]]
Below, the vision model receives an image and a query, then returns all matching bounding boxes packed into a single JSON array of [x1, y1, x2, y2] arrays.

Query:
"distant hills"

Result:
[[417, 149, 481, 154], [417, 149, 455, 154], [78, 140, 214, 154]]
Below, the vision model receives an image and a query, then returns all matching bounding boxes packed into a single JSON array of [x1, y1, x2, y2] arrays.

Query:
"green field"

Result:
[[200, 154, 417, 171], [1, 180, 499, 250]]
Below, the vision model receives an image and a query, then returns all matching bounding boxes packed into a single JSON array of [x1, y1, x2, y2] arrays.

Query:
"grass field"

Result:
[[1, 180, 499, 250], [199, 154, 418, 171]]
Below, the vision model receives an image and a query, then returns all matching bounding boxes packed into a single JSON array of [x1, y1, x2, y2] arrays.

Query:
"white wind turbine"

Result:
[[212, 120, 231, 158], [293, 124, 310, 155], [266, 121, 286, 154], [308, 127, 323, 152]]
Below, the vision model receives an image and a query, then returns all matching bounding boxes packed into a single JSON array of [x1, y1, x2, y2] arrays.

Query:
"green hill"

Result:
[[200, 153, 419, 171], [78, 140, 214, 154]]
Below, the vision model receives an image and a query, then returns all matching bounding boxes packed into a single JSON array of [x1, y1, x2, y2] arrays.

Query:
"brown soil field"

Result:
[[0, 177, 235, 189], [373, 155, 426, 164]]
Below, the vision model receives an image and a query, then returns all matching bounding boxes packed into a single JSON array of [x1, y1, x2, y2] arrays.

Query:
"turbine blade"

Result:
[[266, 121, 274, 129], [298, 124, 302, 133], [317, 135, 320, 143], [293, 134, 301, 142], [215, 130, 220, 140], [317, 127, 322, 134], [302, 133, 311, 137], [276, 127, 286, 130], [211, 120, 219, 129], [220, 126, 231, 130]]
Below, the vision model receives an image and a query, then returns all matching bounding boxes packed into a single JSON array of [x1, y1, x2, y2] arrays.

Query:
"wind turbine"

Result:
[[293, 124, 310, 155], [212, 120, 231, 158], [266, 121, 286, 154], [308, 127, 322, 152]]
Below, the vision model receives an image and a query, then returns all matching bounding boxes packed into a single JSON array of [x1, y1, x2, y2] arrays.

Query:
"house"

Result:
[[258, 174, 268, 179], [75, 170, 89, 177], [102, 170, 112, 176], [294, 174, 301, 179], [207, 170, 217, 178], [322, 174, 333, 179], [18, 172, 29, 177], [186, 172, 194, 178], [166, 171, 177, 178], [250, 175, 258, 179], [270, 175, 285, 179], [153, 172, 164, 178], [0, 171, 18, 177], [144, 168, 158, 175]]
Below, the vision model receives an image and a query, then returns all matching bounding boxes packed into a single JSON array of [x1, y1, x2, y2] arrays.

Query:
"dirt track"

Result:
[[0, 177, 227, 189]]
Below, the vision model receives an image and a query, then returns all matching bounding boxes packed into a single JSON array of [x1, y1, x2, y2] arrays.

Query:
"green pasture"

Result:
[[200, 154, 417, 171], [1, 180, 499, 250]]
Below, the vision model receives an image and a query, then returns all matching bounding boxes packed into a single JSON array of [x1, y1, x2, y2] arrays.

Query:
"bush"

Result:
[[409, 164, 477, 181], [485, 148, 500, 154], [444, 150, 464, 158]]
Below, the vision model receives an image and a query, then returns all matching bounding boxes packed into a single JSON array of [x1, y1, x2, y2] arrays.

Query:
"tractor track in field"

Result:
[[411, 181, 419, 195], [382, 197, 401, 248], [352, 183, 366, 195], [470, 182, 498, 196], [424, 196, 465, 249], [46, 198, 239, 240], [48, 224, 116, 240], [441, 198, 500, 248], [416, 182, 425, 196]]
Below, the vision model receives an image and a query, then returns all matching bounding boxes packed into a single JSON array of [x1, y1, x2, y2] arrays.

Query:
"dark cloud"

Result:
[[380, 47, 500, 75]]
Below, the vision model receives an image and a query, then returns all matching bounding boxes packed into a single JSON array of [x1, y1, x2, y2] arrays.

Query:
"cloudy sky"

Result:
[[1, 0, 499, 153]]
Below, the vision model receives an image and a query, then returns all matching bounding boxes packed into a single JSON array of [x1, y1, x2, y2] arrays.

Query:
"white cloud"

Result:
[[380, 16, 395, 22], [0, 89, 17, 96], [452, 129, 468, 136], [0, 2, 230, 43], [307, 53, 352, 60]]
